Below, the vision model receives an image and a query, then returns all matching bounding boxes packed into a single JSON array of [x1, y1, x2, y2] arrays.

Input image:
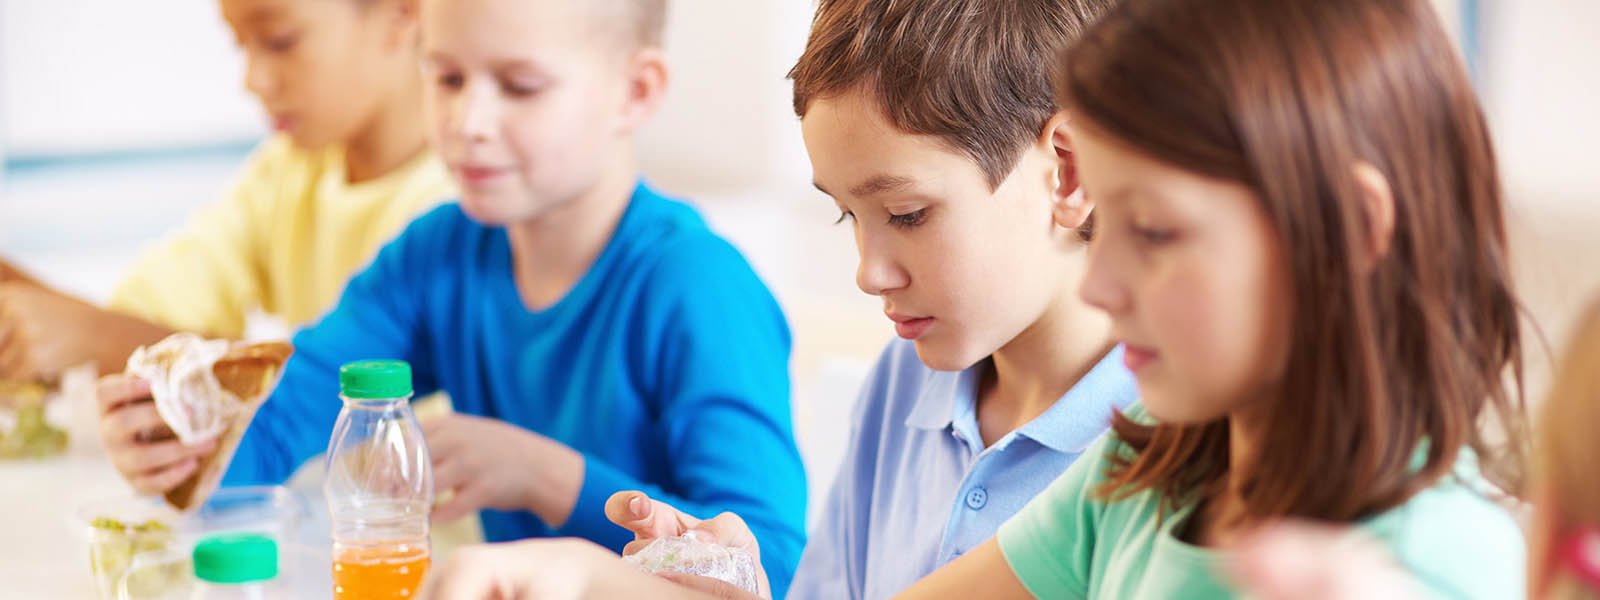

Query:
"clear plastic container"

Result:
[[75, 485, 309, 600], [324, 360, 433, 599]]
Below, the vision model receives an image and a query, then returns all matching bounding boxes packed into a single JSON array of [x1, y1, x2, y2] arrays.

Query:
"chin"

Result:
[[457, 192, 526, 226], [910, 336, 989, 373], [1134, 381, 1227, 425]]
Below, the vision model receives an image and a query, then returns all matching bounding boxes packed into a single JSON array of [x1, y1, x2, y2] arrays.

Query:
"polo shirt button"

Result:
[[965, 486, 988, 510]]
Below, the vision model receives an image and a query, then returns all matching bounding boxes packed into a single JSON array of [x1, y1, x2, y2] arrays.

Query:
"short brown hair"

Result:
[[789, 0, 1115, 189], [1064, 0, 1528, 521]]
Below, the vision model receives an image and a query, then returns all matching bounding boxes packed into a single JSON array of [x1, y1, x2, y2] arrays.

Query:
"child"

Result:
[[94, 0, 809, 593], [1231, 299, 1600, 600], [892, 0, 1529, 597], [612, 0, 1134, 598], [0, 0, 453, 381], [424, 0, 1134, 598], [1527, 301, 1600, 599]]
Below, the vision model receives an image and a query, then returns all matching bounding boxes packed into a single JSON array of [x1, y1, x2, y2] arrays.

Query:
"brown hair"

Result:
[[1063, 0, 1528, 522], [789, 0, 1115, 189], [1534, 300, 1600, 599]]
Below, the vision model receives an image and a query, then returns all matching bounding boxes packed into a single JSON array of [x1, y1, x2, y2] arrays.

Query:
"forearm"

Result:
[[522, 433, 585, 528], [89, 309, 176, 375]]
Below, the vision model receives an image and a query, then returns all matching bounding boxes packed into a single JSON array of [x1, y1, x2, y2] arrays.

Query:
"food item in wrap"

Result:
[[623, 534, 760, 594], [125, 333, 293, 511], [88, 517, 188, 598], [0, 379, 68, 459]]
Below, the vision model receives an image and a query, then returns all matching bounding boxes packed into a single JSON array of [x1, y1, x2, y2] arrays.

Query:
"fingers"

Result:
[[416, 545, 507, 600], [128, 456, 200, 496], [605, 491, 699, 541], [433, 480, 491, 523], [97, 375, 152, 414], [694, 512, 759, 556], [111, 437, 216, 474], [100, 401, 170, 445]]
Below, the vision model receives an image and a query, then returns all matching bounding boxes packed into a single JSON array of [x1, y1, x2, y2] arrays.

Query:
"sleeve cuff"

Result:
[[552, 454, 639, 552]]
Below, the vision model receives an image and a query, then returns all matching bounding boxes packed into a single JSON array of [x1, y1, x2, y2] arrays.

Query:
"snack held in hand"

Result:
[[125, 333, 292, 510], [623, 533, 760, 594]]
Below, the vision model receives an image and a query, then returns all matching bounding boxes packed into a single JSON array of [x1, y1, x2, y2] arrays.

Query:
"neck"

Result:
[[976, 269, 1115, 446], [1189, 400, 1273, 546], [343, 69, 428, 184], [505, 148, 640, 311]]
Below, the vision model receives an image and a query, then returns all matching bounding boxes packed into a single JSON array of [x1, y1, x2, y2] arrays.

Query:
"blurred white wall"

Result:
[[1, 1, 264, 156]]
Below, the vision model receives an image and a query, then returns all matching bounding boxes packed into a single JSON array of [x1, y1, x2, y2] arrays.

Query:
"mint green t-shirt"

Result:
[[996, 430, 1524, 599]]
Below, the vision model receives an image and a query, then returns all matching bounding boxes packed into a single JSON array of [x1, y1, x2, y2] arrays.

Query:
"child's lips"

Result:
[[456, 165, 510, 185], [1123, 344, 1158, 372], [271, 115, 295, 132], [887, 313, 934, 340]]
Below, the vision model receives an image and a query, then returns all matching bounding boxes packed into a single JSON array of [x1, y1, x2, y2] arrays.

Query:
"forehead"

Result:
[[421, 0, 620, 61], [802, 90, 987, 199]]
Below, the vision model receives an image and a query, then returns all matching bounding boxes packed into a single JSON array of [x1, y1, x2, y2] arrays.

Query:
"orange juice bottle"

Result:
[[332, 540, 430, 599], [326, 361, 434, 599]]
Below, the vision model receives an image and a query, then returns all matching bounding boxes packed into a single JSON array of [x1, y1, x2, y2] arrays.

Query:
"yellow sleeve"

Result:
[[107, 141, 290, 339]]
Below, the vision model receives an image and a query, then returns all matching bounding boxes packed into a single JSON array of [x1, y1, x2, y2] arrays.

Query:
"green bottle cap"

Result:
[[192, 533, 278, 584], [339, 360, 413, 399]]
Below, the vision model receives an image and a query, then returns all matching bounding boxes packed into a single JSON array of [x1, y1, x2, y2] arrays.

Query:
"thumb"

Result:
[[605, 491, 699, 540]]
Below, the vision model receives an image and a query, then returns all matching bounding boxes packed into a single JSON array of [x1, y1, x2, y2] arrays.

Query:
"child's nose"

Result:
[[1078, 241, 1129, 315], [451, 81, 498, 142], [855, 241, 908, 297]]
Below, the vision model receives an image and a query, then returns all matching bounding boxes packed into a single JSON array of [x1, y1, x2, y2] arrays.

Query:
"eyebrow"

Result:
[[812, 174, 916, 199], [243, 7, 282, 25]]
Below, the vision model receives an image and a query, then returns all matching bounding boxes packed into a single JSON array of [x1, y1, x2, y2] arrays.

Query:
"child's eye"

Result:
[[437, 73, 465, 91], [1131, 224, 1177, 244], [263, 31, 300, 53], [887, 209, 928, 230], [500, 78, 547, 98], [833, 210, 855, 225]]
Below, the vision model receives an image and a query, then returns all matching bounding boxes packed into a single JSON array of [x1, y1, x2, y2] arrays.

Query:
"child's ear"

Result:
[[1043, 112, 1092, 230], [617, 48, 669, 134], [381, 0, 421, 50], [1352, 161, 1395, 268]]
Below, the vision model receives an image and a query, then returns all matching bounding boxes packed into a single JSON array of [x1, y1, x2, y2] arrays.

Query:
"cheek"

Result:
[[1140, 258, 1271, 413], [506, 94, 612, 179]]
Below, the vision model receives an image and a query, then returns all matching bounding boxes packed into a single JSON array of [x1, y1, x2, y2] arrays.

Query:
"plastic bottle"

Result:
[[324, 360, 433, 599]]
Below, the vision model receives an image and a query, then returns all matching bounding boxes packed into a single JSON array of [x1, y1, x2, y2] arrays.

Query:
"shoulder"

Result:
[[627, 191, 770, 300], [1365, 459, 1525, 598]]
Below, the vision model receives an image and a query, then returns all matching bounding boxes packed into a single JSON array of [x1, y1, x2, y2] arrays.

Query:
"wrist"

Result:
[[520, 431, 585, 528]]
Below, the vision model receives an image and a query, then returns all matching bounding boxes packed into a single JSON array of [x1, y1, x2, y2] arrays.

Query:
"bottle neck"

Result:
[[338, 395, 412, 410]]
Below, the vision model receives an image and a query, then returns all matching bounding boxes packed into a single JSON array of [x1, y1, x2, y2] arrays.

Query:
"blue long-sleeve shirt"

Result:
[[222, 183, 809, 594]]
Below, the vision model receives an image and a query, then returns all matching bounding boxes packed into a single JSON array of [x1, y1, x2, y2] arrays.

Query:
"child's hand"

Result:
[[416, 538, 616, 600], [418, 538, 751, 600], [96, 374, 217, 494], [606, 490, 772, 598], [423, 413, 584, 525], [0, 282, 95, 381]]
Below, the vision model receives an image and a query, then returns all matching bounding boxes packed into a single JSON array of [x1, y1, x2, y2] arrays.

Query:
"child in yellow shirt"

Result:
[[0, 0, 453, 381]]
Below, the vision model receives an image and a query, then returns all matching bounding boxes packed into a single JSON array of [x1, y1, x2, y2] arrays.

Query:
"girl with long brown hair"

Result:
[[887, 0, 1529, 597]]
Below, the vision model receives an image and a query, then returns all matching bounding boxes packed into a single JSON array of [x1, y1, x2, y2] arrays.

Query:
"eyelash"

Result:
[[264, 32, 300, 53], [432, 73, 546, 98], [833, 209, 929, 230], [887, 209, 928, 229], [1131, 224, 1177, 244]]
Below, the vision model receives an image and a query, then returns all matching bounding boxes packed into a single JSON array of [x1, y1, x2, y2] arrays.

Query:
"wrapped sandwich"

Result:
[[125, 333, 293, 510]]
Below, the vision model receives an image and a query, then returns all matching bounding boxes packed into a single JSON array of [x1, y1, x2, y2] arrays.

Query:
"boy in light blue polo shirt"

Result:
[[604, 1, 1133, 598]]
